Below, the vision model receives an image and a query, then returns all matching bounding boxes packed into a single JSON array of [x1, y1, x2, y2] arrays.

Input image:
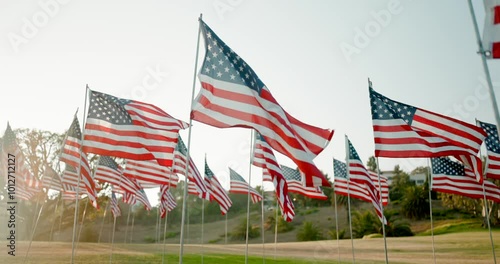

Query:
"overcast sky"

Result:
[[1, 0, 499, 202]]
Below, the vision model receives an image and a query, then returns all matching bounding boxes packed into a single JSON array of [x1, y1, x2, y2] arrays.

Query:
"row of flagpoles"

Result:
[[3, 1, 500, 263]]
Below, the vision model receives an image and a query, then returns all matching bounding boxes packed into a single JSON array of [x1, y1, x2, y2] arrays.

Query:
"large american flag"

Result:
[[483, 0, 500, 58], [280, 165, 327, 200], [61, 165, 86, 190], [119, 180, 151, 210], [204, 159, 232, 215], [431, 157, 500, 203], [2, 123, 40, 189], [477, 120, 500, 179], [229, 168, 262, 204], [172, 136, 209, 199], [123, 159, 179, 188], [60, 116, 98, 209], [83, 89, 188, 168], [191, 20, 333, 188], [252, 132, 295, 221], [369, 87, 486, 183], [110, 191, 121, 218]]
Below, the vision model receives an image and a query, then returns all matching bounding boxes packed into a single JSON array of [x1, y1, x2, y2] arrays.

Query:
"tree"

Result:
[[389, 165, 413, 202], [400, 185, 429, 220], [366, 156, 377, 172], [296, 221, 323, 241]]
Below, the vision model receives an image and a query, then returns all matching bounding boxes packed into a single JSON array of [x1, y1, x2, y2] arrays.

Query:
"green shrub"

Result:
[[231, 218, 260, 240], [328, 228, 345, 240], [296, 221, 324, 241], [143, 236, 156, 243]]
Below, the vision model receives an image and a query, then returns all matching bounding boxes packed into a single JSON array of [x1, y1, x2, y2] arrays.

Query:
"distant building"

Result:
[[382, 171, 426, 186]]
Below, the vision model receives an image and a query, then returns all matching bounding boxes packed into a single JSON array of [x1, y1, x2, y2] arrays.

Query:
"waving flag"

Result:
[[83, 89, 188, 167], [191, 20, 333, 188], [159, 185, 177, 218], [94, 156, 148, 198], [280, 165, 327, 200], [369, 87, 486, 183], [333, 159, 373, 202], [346, 137, 386, 224], [477, 120, 500, 179], [204, 159, 232, 215], [252, 132, 294, 221], [124, 159, 178, 188], [172, 136, 209, 199], [483, 0, 500, 58], [368, 171, 389, 206], [60, 116, 98, 209], [110, 191, 122, 218], [229, 168, 262, 203], [41, 165, 63, 191], [431, 157, 500, 202], [2, 123, 40, 189]]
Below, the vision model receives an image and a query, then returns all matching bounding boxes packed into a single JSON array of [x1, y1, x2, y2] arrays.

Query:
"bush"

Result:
[[296, 221, 324, 241], [231, 218, 260, 241], [79, 226, 98, 242], [328, 228, 345, 240], [143, 236, 156, 243]]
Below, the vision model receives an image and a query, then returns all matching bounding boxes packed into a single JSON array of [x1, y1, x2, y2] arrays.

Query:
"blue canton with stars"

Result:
[[333, 159, 347, 179], [98, 156, 120, 171], [204, 161, 215, 179], [478, 121, 500, 154], [229, 168, 246, 182], [2, 123, 18, 151], [281, 165, 302, 181], [347, 139, 362, 161], [200, 20, 265, 94], [87, 90, 133, 125], [67, 117, 82, 139], [431, 157, 465, 176], [369, 87, 417, 125], [175, 136, 187, 155]]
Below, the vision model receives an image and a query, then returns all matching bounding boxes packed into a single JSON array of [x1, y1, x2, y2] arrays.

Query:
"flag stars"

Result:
[[217, 72, 222, 77]]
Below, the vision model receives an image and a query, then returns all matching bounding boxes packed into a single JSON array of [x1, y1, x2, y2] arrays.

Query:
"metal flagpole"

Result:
[[130, 212, 136, 243], [71, 85, 90, 264], [76, 199, 89, 249], [201, 197, 205, 264], [179, 13, 203, 264], [426, 159, 436, 264], [124, 204, 131, 244], [334, 190, 340, 263], [109, 214, 117, 264], [375, 157, 389, 264], [245, 130, 255, 264], [225, 213, 228, 244], [187, 197, 190, 244], [274, 197, 278, 261], [156, 206, 160, 243], [98, 200, 110, 243], [162, 180, 173, 264], [261, 176, 266, 264], [468, 0, 500, 139], [49, 194, 63, 241], [344, 136, 355, 264]]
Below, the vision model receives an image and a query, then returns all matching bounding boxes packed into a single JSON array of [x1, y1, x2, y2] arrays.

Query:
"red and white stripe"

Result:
[[123, 159, 178, 188], [204, 161, 232, 215], [333, 177, 372, 203], [173, 144, 209, 200], [483, 0, 500, 58], [159, 185, 177, 218], [368, 171, 389, 206]]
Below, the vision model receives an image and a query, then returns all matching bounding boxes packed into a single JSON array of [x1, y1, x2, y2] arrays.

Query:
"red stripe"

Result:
[[85, 123, 177, 142], [493, 42, 500, 59], [494, 6, 500, 24]]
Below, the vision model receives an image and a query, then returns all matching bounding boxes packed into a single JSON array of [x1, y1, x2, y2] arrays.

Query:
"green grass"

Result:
[[416, 219, 485, 236], [23, 254, 334, 264]]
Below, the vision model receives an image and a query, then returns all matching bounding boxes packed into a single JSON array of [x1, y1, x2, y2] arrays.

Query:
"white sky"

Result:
[[1, 0, 499, 203]]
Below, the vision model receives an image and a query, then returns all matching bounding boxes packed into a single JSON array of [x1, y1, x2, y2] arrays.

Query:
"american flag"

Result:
[[172, 136, 209, 199], [110, 191, 121, 218], [369, 87, 486, 183], [346, 138, 386, 224], [483, 0, 500, 58], [280, 165, 327, 200], [229, 168, 262, 203], [94, 156, 149, 200], [123, 159, 179, 188], [187, 180, 200, 196], [119, 180, 151, 210], [431, 157, 500, 203], [60, 116, 98, 209], [2, 123, 40, 189], [159, 185, 177, 218], [252, 132, 294, 221], [62, 191, 79, 201], [41, 165, 63, 191], [83, 89, 188, 168], [477, 120, 500, 179], [61, 165, 86, 190], [368, 171, 389, 206], [205, 159, 232, 215], [191, 20, 333, 188]]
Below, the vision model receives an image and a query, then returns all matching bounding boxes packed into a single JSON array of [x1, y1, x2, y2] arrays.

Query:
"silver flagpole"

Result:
[[98, 200, 110, 244], [71, 85, 90, 264], [76, 199, 89, 251], [344, 136, 355, 264], [49, 193, 63, 241], [245, 130, 255, 264], [201, 197, 205, 264], [274, 197, 278, 261], [261, 176, 266, 264], [375, 157, 389, 264], [130, 212, 135, 243], [162, 179, 173, 264], [426, 159, 436, 264], [225, 213, 228, 245], [467, 0, 500, 139], [124, 204, 131, 244], [179, 13, 203, 264], [156, 205, 160, 243], [334, 189, 340, 263], [109, 213, 117, 264]]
